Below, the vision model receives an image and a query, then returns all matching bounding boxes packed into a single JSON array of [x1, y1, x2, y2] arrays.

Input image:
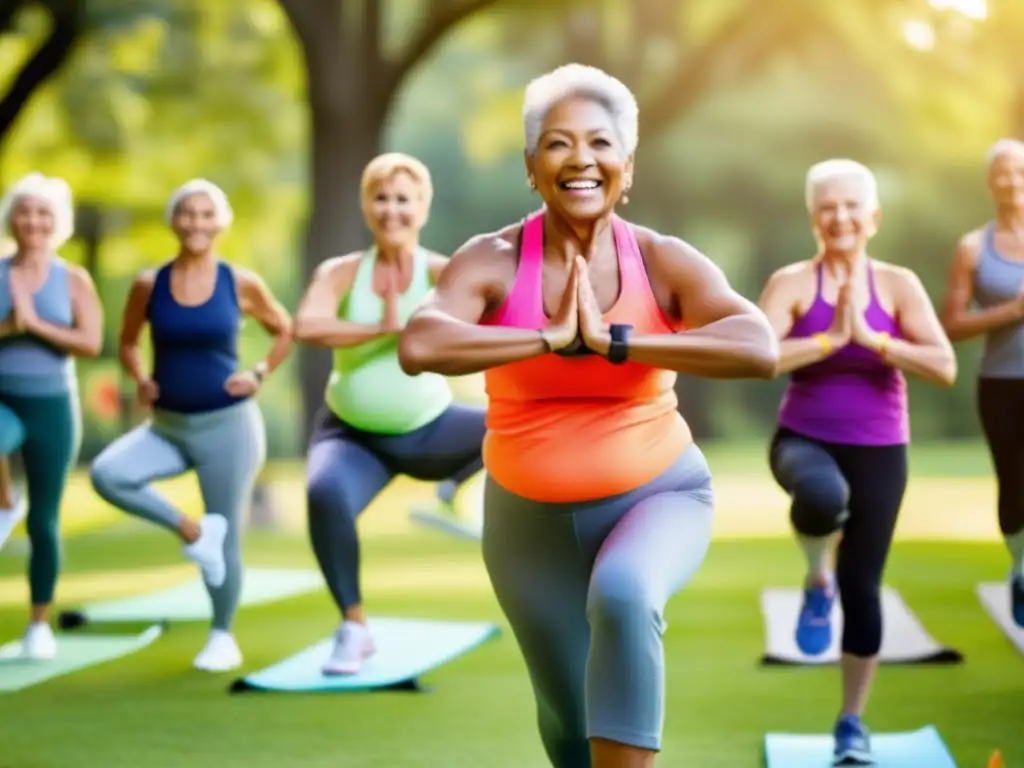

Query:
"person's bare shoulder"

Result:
[[441, 224, 521, 303]]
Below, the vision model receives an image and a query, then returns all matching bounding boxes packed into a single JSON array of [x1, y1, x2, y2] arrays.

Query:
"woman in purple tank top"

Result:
[[758, 159, 956, 765]]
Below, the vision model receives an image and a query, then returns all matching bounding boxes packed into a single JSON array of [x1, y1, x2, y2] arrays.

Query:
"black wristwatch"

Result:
[[607, 324, 633, 364]]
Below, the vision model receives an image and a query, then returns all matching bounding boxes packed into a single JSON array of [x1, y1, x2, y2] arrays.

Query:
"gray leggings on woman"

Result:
[[483, 444, 715, 766], [89, 399, 266, 631]]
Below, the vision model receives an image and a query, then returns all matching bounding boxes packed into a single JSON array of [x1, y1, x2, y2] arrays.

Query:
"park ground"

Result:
[[0, 440, 1022, 767]]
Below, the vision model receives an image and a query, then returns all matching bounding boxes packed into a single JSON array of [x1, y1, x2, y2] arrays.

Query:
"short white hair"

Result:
[[522, 63, 638, 156], [985, 138, 1024, 170], [165, 178, 233, 229], [805, 159, 879, 212], [0, 172, 74, 250]]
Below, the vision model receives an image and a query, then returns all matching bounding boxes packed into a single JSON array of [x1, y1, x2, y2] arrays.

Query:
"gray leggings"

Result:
[[483, 444, 715, 765], [89, 399, 266, 631]]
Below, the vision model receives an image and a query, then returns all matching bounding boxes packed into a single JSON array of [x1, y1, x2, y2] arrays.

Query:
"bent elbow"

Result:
[[937, 356, 958, 388], [397, 329, 427, 376], [293, 317, 314, 343]]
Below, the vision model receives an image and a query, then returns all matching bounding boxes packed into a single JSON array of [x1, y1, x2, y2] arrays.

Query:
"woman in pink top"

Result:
[[399, 64, 777, 768]]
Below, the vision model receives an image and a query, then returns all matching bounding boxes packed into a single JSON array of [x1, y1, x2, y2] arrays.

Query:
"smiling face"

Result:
[[525, 95, 633, 223], [362, 171, 425, 249], [809, 174, 879, 255], [988, 146, 1024, 210], [171, 193, 221, 253], [10, 195, 55, 251]]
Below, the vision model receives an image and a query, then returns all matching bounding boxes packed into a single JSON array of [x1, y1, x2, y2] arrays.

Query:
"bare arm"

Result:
[[293, 255, 388, 348], [398, 234, 550, 376], [427, 253, 450, 284], [27, 266, 103, 357], [870, 269, 957, 387], [759, 266, 843, 376], [118, 271, 155, 383], [235, 267, 293, 376], [940, 235, 1023, 341], [623, 237, 778, 378]]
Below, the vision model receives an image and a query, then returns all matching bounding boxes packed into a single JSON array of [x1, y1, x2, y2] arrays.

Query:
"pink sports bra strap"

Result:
[[611, 215, 645, 285]]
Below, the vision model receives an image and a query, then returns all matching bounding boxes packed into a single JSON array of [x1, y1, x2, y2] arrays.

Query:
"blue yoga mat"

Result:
[[231, 617, 500, 693], [765, 726, 957, 767]]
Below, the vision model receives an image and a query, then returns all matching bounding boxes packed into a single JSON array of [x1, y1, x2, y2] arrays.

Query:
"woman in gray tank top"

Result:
[[0, 173, 103, 659], [940, 138, 1024, 630]]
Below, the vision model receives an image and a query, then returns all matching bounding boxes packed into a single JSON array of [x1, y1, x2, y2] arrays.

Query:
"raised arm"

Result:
[[758, 266, 848, 376], [940, 233, 1023, 341], [24, 266, 103, 358], [614, 236, 778, 378], [867, 268, 956, 387], [235, 267, 293, 377], [118, 270, 155, 383], [399, 233, 574, 376], [293, 255, 389, 348]]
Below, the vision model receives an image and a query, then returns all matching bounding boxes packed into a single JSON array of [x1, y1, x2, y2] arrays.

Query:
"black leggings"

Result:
[[978, 377, 1024, 537], [769, 427, 908, 657], [306, 404, 485, 613]]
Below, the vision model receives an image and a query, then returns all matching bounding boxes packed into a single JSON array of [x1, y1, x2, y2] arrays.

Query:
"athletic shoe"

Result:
[[192, 630, 242, 672], [832, 715, 874, 765], [0, 491, 27, 551], [321, 621, 376, 676], [22, 622, 57, 660], [182, 515, 228, 588], [795, 580, 835, 656], [1011, 573, 1024, 629]]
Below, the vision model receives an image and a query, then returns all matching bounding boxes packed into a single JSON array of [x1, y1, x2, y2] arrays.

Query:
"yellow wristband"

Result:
[[813, 333, 832, 355], [876, 332, 890, 357]]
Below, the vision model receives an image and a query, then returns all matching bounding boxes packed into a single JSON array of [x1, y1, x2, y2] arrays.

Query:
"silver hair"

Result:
[[985, 138, 1024, 170], [805, 158, 880, 212], [522, 63, 638, 156], [0, 172, 75, 250], [165, 178, 233, 228]]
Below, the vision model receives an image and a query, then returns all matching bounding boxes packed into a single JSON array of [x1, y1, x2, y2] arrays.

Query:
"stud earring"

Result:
[[527, 177, 537, 192]]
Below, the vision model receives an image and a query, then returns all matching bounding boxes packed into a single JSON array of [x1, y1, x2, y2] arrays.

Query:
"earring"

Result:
[[621, 186, 631, 205], [527, 176, 537, 192]]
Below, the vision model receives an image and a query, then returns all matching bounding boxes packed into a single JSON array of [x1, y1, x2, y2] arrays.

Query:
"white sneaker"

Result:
[[321, 621, 376, 676], [192, 629, 242, 672], [183, 515, 228, 588], [22, 622, 57, 660], [0, 492, 27, 551]]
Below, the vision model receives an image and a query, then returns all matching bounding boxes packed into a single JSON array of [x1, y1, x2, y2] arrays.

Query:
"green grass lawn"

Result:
[[0, 442, 1020, 767]]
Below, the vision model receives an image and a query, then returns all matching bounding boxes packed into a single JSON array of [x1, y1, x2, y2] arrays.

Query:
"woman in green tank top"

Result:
[[294, 153, 486, 676]]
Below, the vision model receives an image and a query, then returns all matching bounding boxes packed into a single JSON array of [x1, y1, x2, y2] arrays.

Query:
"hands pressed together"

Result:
[[0, 269, 41, 338], [541, 255, 613, 357], [824, 276, 888, 354]]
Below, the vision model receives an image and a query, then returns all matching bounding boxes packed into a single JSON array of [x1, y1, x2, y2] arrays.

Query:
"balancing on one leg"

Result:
[[0, 173, 103, 658], [939, 138, 1024, 629], [758, 159, 956, 765], [293, 153, 486, 676], [89, 179, 292, 672], [400, 64, 778, 768]]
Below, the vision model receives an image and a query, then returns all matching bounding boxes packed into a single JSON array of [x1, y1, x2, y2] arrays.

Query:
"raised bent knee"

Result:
[[587, 571, 661, 632], [790, 471, 849, 537], [89, 454, 131, 502]]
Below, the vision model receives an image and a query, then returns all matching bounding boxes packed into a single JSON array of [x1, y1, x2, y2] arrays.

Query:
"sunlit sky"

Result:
[[930, 0, 987, 19]]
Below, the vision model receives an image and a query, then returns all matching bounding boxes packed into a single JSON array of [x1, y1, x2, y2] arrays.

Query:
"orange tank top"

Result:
[[480, 209, 688, 503]]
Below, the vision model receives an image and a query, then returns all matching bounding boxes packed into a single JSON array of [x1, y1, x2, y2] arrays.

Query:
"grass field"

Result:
[[0, 441, 1021, 767]]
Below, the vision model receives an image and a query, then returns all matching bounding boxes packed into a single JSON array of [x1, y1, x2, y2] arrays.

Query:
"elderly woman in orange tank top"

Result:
[[399, 63, 778, 768]]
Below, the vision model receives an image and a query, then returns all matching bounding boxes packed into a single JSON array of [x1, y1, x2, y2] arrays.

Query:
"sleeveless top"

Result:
[[0, 255, 76, 396], [974, 224, 1024, 379], [325, 247, 452, 433], [480, 209, 687, 503], [148, 261, 246, 414], [778, 261, 909, 446]]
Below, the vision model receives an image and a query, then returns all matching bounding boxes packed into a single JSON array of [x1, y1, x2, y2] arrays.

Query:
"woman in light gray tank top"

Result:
[[940, 138, 1024, 630], [0, 173, 103, 659]]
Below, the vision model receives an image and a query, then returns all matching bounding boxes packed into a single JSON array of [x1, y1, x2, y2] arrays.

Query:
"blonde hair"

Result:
[[805, 159, 880, 212], [165, 178, 233, 229], [360, 153, 434, 213], [0, 173, 75, 250], [522, 63, 639, 156]]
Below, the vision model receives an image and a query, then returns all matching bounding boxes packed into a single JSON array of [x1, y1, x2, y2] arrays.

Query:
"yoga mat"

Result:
[[977, 582, 1024, 655], [409, 504, 482, 542], [231, 617, 500, 693], [764, 725, 957, 767], [760, 587, 962, 665], [59, 567, 323, 626], [0, 625, 163, 693]]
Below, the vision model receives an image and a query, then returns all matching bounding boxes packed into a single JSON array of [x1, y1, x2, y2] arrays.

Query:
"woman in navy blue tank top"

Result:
[[0, 173, 103, 660], [90, 179, 293, 672]]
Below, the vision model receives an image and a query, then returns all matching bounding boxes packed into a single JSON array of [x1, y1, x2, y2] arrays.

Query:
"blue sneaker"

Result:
[[795, 581, 835, 656], [833, 715, 873, 765], [1011, 574, 1024, 629]]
